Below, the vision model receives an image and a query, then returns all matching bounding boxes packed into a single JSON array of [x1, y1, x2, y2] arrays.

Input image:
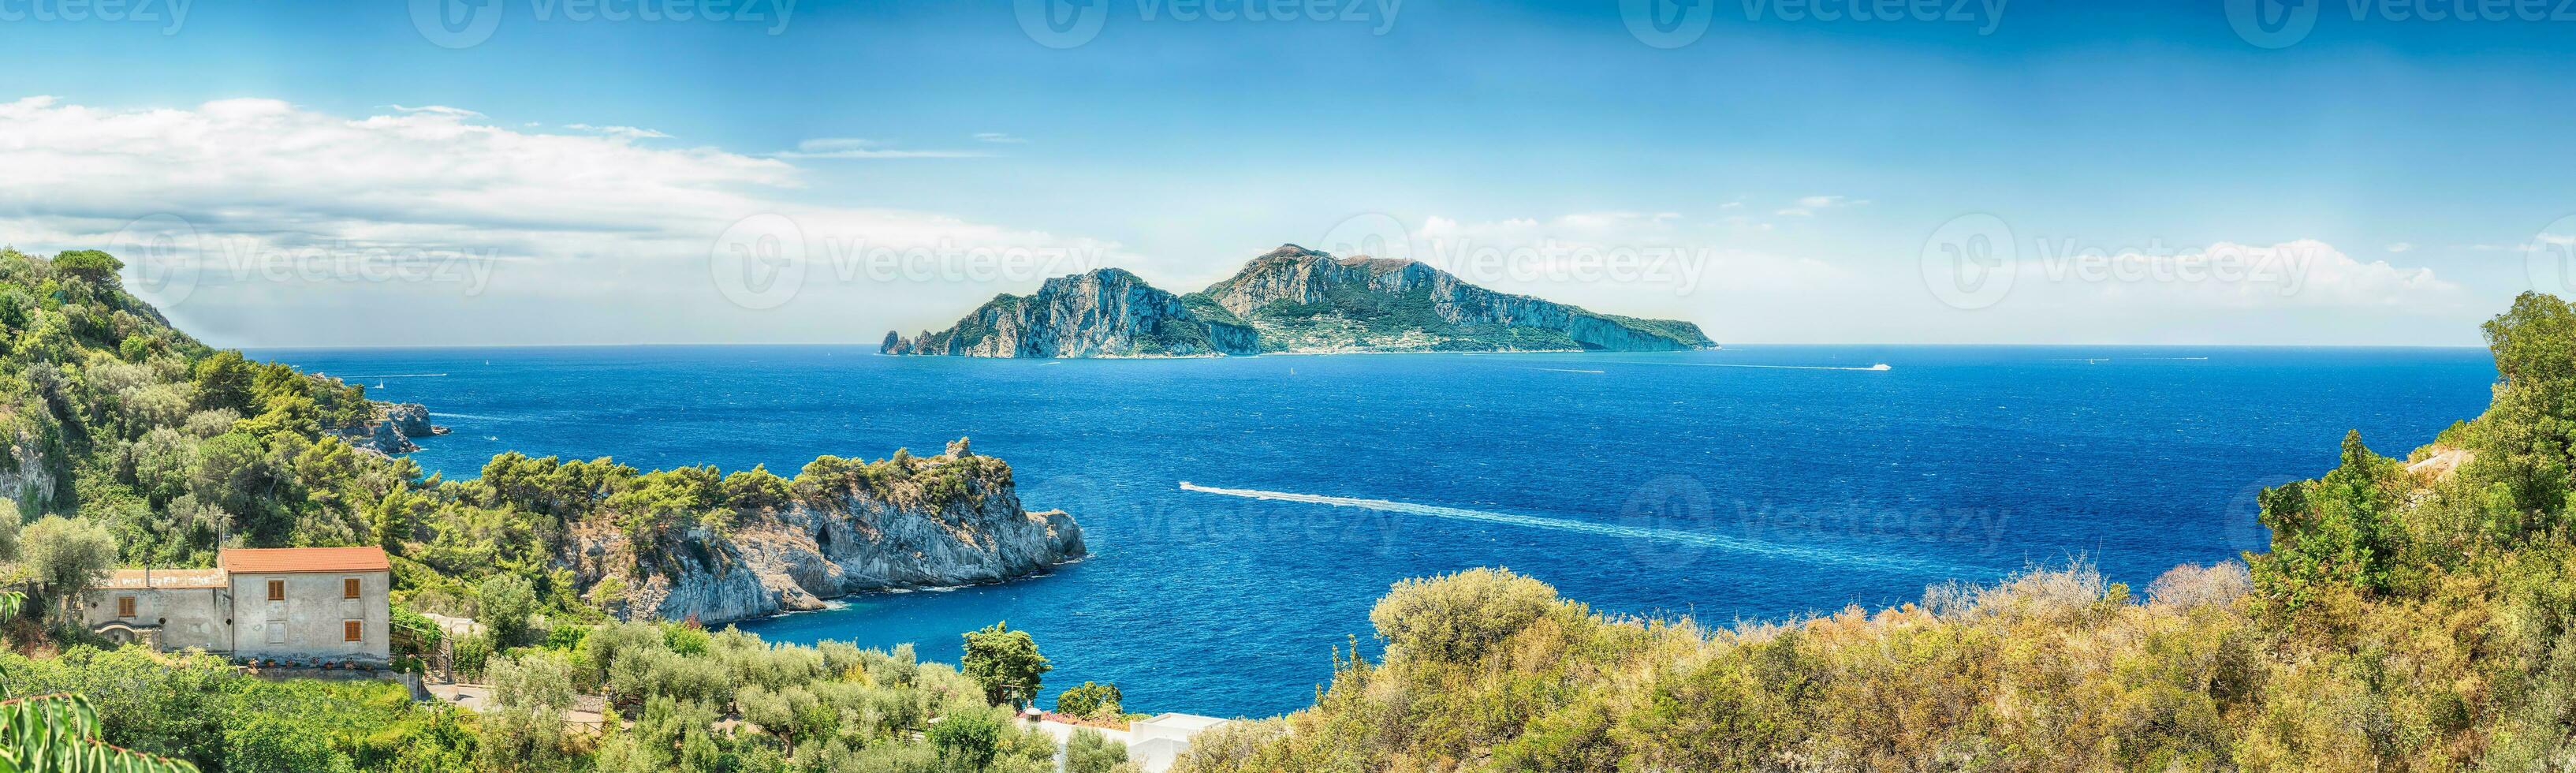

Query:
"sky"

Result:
[[2, 0, 2574, 347]]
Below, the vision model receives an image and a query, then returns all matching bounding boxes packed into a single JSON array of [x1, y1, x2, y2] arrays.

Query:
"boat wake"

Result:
[[1596, 360, 1891, 372], [1178, 482, 1962, 575]]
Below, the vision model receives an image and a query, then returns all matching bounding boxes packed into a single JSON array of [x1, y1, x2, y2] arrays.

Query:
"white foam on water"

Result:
[[1178, 482, 1964, 576], [1593, 360, 1892, 372]]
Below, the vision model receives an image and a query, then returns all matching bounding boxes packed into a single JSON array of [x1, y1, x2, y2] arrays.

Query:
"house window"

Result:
[[344, 577, 361, 599], [267, 580, 285, 601], [344, 620, 363, 642], [117, 596, 136, 618]]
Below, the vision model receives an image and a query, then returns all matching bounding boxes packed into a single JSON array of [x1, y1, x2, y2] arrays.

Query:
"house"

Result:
[[1128, 713, 1231, 773], [82, 546, 393, 665]]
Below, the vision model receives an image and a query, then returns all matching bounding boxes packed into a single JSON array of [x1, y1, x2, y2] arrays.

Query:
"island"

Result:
[[882, 244, 1717, 357]]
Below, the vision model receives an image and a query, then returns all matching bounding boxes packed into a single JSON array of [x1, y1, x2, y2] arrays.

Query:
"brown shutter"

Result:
[[345, 620, 362, 641], [117, 596, 136, 617], [267, 580, 285, 601], [345, 577, 361, 599]]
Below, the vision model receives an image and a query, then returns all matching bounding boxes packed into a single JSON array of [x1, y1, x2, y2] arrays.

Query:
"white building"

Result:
[[1128, 713, 1231, 773], [83, 547, 393, 665]]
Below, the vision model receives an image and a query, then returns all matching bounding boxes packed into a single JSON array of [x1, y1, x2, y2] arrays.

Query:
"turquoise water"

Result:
[[259, 345, 2496, 718]]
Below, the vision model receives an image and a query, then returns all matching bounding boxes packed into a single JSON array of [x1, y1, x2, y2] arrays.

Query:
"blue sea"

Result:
[[255, 345, 2497, 718]]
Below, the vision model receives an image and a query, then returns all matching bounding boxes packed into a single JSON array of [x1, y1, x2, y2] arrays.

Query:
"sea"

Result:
[[254, 345, 2498, 719]]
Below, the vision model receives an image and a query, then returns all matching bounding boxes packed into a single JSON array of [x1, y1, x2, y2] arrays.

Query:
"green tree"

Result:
[[477, 575, 541, 648], [189, 351, 255, 414], [927, 708, 1003, 771], [1066, 727, 1131, 773], [47, 249, 122, 284], [18, 516, 116, 623], [1054, 681, 1121, 719], [961, 622, 1049, 708]]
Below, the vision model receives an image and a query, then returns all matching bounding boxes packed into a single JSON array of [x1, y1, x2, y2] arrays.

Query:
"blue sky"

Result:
[[3, 0, 2572, 346]]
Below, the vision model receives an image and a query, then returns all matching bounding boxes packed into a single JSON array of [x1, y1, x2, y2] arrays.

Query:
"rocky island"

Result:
[[883, 244, 1717, 357]]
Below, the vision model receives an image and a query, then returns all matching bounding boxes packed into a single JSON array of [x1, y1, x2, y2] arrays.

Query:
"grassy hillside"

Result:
[[1175, 293, 2576, 772]]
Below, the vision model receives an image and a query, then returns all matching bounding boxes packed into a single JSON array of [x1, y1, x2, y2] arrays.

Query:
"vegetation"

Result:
[[960, 622, 1049, 709], [1173, 291, 2576, 771], [1053, 682, 1121, 719], [0, 245, 1080, 771]]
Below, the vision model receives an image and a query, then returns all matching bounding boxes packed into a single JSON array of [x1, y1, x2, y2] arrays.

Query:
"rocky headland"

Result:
[[564, 439, 1086, 625]]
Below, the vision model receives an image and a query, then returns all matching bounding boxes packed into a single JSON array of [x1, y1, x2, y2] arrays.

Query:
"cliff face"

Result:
[[882, 268, 1258, 358], [566, 446, 1086, 625], [882, 245, 1715, 358], [1191, 245, 1717, 353]]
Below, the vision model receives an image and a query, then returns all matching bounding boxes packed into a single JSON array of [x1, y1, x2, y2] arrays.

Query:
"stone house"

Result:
[[83, 546, 393, 665]]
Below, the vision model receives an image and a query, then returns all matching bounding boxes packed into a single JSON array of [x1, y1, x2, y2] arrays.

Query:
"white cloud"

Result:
[[2007, 238, 2462, 310], [1775, 195, 1866, 217], [0, 96, 1117, 345], [777, 136, 988, 159], [565, 123, 673, 140], [2384, 241, 2414, 252], [972, 132, 1028, 144]]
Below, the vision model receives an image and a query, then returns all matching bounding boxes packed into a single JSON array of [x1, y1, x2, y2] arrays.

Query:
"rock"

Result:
[[384, 402, 448, 436], [0, 429, 57, 510], [341, 402, 449, 456], [572, 447, 1087, 625]]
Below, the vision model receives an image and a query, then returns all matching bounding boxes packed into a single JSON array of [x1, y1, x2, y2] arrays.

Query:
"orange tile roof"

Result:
[[219, 547, 391, 574]]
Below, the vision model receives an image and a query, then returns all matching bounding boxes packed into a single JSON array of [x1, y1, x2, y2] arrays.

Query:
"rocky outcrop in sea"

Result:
[[565, 441, 1086, 625], [883, 268, 1258, 357], [341, 402, 451, 456], [882, 245, 1715, 357]]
